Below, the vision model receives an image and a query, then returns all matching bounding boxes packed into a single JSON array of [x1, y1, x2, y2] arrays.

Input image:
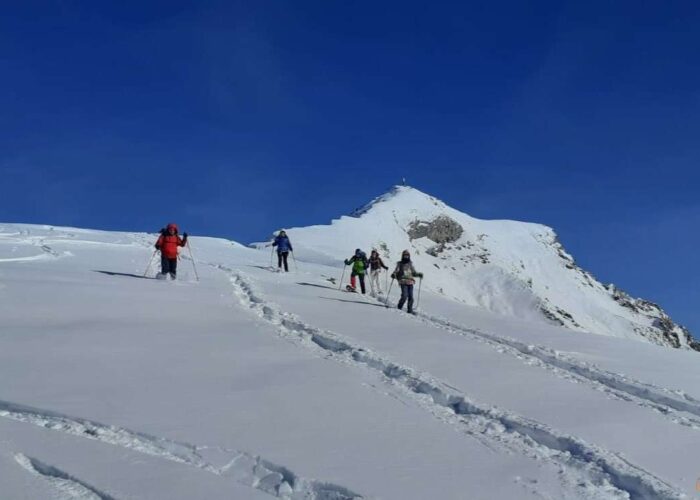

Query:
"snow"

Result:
[[263, 186, 694, 349], [1, 189, 699, 499]]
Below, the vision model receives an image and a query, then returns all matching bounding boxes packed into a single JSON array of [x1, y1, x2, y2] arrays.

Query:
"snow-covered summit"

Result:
[[270, 185, 697, 350]]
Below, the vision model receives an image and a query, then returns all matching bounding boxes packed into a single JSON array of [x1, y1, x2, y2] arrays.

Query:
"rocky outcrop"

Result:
[[408, 216, 463, 244], [605, 284, 698, 351]]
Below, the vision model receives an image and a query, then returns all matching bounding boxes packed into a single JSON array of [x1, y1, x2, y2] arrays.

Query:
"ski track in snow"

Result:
[[210, 263, 683, 500], [15, 453, 116, 500], [0, 400, 362, 500], [404, 310, 700, 431], [0, 240, 62, 263]]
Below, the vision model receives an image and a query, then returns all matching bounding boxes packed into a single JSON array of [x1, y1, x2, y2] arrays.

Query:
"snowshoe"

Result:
[[345, 285, 357, 293]]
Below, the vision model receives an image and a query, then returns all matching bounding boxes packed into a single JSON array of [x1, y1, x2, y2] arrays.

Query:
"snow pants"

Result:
[[277, 251, 289, 272], [161, 256, 178, 278], [398, 283, 414, 312], [369, 269, 383, 295], [350, 272, 366, 294]]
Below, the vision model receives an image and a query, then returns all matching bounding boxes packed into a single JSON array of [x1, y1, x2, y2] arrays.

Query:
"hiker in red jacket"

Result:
[[154, 223, 188, 279]]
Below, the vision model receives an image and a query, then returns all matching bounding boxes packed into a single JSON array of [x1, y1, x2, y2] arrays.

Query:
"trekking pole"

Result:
[[143, 250, 158, 277], [338, 264, 347, 290], [186, 240, 200, 281], [270, 246, 275, 267], [416, 277, 423, 311], [291, 251, 298, 272], [385, 278, 395, 308]]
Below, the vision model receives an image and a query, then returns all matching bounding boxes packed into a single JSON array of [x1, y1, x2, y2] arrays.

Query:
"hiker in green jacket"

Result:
[[344, 249, 368, 294]]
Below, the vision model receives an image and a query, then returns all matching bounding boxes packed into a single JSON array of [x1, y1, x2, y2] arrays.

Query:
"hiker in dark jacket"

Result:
[[368, 249, 389, 296], [344, 249, 368, 294], [391, 250, 423, 313], [272, 230, 293, 272]]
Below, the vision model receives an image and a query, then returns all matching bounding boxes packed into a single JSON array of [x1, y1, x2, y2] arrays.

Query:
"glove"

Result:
[[183, 232, 188, 239], [154, 244, 160, 250], [391, 273, 396, 279], [417, 273, 424, 278]]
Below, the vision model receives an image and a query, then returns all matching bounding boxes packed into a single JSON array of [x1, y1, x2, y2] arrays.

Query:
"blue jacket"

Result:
[[273, 235, 293, 253]]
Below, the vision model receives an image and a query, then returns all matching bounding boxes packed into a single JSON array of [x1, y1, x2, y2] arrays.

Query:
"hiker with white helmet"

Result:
[[368, 249, 389, 297]]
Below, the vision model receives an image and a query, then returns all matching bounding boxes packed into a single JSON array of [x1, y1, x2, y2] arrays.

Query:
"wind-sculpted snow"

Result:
[[214, 264, 683, 500], [415, 311, 700, 430], [0, 229, 64, 262], [15, 453, 117, 500], [0, 400, 362, 499]]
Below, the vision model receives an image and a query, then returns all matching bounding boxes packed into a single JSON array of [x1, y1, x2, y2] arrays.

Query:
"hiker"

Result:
[[368, 249, 389, 296], [154, 223, 188, 279], [344, 248, 368, 294], [391, 250, 423, 313], [272, 230, 293, 272]]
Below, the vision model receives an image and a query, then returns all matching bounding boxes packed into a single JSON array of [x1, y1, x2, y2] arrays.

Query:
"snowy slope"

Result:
[[261, 186, 696, 350], [2, 222, 700, 499]]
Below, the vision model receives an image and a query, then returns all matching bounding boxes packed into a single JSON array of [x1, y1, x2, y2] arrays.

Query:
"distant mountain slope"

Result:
[[261, 186, 697, 350]]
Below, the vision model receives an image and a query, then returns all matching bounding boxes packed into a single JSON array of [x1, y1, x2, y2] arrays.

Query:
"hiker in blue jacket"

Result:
[[272, 230, 293, 272]]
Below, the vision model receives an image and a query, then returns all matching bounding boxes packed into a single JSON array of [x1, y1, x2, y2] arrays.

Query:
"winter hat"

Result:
[[355, 248, 362, 255], [166, 223, 178, 233]]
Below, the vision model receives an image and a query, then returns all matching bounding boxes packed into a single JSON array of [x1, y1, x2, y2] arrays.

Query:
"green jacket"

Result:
[[345, 254, 368, 275]]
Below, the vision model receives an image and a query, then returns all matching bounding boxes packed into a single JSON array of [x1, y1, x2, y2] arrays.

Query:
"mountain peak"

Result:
[[350, 185, 446, 217], [270, 187, 696, 351]]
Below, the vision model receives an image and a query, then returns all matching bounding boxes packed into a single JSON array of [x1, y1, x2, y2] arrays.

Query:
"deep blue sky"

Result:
[[2, 1, 698, 333]]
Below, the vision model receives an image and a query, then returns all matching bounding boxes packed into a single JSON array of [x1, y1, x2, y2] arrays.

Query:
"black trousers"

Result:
[[398, 283, 414, 312], [161, 257, 178, 277], [350, 272, 366, 294], [278, 251, 289, 272]]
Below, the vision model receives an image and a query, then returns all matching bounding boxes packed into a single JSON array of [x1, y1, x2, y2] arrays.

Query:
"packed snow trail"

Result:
[[0, 399, 363, 499], [413, 310, 700, 428], [254, 266, 700, 491], [15, 453, 117, 500], [338, 286, 700, 430], [210, 263, 683, 500]]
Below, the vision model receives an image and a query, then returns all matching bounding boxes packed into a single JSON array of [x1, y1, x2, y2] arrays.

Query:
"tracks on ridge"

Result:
[[0, 399, 362, 500], [212, 263, 683, 500], [408, 310, 700, 431], [15, 453, 116, 500]]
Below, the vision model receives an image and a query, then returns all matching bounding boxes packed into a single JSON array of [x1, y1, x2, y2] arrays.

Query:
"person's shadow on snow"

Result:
[[93, 270, 154, 280]]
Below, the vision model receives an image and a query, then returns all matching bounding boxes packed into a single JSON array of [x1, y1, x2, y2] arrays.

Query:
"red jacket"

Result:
[[156, 234, 186, 259]]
